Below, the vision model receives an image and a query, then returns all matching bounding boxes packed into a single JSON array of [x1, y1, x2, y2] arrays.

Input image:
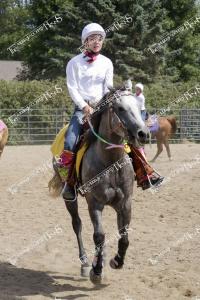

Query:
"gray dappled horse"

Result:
[[50, 84, 149, 284]]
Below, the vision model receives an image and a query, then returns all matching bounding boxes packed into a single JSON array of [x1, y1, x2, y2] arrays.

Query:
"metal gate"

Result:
[[179, 109, 200, 141]]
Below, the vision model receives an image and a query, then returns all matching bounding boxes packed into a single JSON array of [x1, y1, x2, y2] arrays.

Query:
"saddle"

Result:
[[145, 114, 159, 133], [51, 124, 131, 188], [51, 124, 88, 176]]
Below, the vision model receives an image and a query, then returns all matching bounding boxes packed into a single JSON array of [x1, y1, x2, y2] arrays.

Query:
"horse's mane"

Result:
[[83, 87, 123, 146]]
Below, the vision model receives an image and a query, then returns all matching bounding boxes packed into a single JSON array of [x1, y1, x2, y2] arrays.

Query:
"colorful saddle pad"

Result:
[[146, 114, 159, 133], [50, 124, 88, 179]]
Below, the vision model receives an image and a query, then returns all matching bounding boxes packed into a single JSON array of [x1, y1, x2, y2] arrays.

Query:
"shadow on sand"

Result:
[[0, 262, 108, 299]]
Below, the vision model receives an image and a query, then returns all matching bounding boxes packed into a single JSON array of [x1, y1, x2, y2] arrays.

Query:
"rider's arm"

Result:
[[140, 94, 146, 110], [66, 60, 88, 110], [104, 59, 114, 93]]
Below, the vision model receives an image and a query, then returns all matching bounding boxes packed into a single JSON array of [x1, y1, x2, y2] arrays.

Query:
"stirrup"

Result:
[[147, 173, 164, 190], [139, 172, 164, 190], [151, 176, 164, 188]]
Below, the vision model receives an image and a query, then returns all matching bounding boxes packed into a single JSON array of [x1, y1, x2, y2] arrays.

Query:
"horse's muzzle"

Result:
[[137, 129, 149, 144]]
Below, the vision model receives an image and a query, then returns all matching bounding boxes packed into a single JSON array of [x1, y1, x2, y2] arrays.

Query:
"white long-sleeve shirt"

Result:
[[134, 93, 146, 111], [66, 53, 113, 110]]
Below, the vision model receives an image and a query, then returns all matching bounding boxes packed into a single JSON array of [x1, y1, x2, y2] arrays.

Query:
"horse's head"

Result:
[[107, 82, 148, 146]]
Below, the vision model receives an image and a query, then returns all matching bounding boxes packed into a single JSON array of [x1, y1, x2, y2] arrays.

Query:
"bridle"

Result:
[[108, 90, 135, 136], [87, 89, 135, 149]]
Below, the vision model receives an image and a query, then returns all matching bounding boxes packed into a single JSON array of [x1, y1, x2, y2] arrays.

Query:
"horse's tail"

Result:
[[48, 172, 62, 197], [166, 116, 177, 134]]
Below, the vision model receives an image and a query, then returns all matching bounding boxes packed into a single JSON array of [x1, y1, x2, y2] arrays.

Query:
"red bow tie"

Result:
[[83, 51, 99, 63]]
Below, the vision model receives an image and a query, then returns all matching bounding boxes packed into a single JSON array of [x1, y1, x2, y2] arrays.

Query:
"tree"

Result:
[[21, 0, 166, 82], [109, 0, 167, 82], [21, 0, 76, 79], [161, 0, 200, 81], [0, 0, 30, 60], [11, 0, 200, 83]]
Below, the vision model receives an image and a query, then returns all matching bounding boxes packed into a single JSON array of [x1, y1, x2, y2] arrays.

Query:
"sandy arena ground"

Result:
[[0, 143, 200, 300]]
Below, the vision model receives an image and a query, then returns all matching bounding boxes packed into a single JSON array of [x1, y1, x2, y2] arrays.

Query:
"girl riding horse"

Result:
[[57, 23, 164, 201]]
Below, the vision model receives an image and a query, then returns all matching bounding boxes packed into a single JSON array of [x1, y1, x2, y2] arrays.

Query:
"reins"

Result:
[[87, 119, 125, 150], [87, 90, 145, 150]]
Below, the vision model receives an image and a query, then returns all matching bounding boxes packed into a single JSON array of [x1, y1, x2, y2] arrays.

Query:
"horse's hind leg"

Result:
[[110, 202, 131, 269], [64, 200, 90, 277], [164, 139, 172, 161], [0, 146, 3, 158], [88, 201, 105, 284]]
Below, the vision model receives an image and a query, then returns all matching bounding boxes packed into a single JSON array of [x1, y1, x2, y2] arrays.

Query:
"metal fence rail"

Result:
[[0, 108, 70, 145], [0, 108, 200, 145]]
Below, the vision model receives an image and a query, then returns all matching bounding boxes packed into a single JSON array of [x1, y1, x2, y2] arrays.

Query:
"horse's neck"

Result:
[[95, 109, 125, 163]]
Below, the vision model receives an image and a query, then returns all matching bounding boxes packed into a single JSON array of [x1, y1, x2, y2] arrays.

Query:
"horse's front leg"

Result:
[[110, 201, 131, 269], [64, 201, 90, 277], [88, 201, 105, 284]]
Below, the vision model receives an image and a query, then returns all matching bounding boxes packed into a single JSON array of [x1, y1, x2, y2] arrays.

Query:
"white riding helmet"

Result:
[[125, 79, 133, 91], [135, 83, 144, 92], [81, 23, 106, 44]]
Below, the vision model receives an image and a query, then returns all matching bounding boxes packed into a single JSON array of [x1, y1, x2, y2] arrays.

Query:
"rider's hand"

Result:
[[83, 105, 94, 119]]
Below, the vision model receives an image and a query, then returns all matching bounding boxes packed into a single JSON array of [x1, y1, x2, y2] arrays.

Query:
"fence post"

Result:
[[56, 108, 58, 134], [180, 109, 182, 141], [27, 109, 30, 144]]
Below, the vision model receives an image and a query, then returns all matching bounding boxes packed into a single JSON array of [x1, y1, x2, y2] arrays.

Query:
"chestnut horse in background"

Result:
[[0, 120, 8, 158], [148, 115, 177, 162]]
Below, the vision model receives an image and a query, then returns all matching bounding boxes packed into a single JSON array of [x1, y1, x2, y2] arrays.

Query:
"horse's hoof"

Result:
[[109, 258, 123, 269], [81, 263, 90, 277], [89, 268, 103, 285], [169, 157, 173, 161]]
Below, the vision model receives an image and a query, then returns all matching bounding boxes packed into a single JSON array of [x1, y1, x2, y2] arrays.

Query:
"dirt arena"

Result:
[[0, 143, 200, 300]]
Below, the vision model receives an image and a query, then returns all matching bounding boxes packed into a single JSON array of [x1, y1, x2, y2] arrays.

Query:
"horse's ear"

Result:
[[124, 79, 132, 91]]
